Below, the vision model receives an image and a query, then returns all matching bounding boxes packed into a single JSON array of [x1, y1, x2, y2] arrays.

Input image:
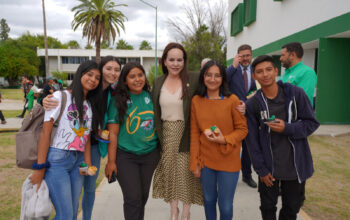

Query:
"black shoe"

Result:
[[16, 115, 24, 118], [243, 177, 257, 188]]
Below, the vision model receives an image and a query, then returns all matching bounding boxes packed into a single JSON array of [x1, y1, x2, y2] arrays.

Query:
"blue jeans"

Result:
[[44, 147, 84, 220], [200, 167, 240, 220], [82, 144, 101, 220]]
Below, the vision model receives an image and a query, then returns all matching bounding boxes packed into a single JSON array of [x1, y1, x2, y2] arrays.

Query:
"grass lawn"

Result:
[[304, 135, 350, 220], [1, 110, 23, 118], [0, 132, 107, 219], [1, 132, 349, 219], [1, 89, 24, 100]]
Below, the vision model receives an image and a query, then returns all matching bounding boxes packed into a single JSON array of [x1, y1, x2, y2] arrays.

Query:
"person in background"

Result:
[[105, 62, 160, 220], [17, 74, 33, 118], [200, 58, 211, 69], [190, 60, 248, 220], [245, 55, 319, 220], [226, 44, 257, 188], [0, 90, 6, 124], [152, 42, 203, 220], [26, 86, 41, 113], [279, 42, 317, 107]]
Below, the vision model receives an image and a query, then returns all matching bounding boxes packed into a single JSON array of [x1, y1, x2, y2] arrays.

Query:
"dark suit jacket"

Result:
[[151, 72, 199, 152], [226, 65, 257, 101]]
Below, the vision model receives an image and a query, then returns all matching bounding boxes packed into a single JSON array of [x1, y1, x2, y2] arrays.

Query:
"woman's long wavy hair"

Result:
[[114, 62, 150, 124], [196, 60, 231, 97], [68, 60, 103, 133], [161, 42, 189, 99]]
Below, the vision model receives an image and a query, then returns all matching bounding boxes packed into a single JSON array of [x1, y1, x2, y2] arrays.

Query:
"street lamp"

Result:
[[140, 0, 158, 76]]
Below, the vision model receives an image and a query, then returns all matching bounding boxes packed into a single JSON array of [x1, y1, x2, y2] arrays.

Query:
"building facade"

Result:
[[37, 48, 163, 79], [227, 0, 350, 124]]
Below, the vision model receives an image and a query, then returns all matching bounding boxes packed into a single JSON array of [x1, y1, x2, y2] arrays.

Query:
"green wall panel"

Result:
[[230, 3, 244, 36], [316, 38, 350, 124], [244, 0, 257, 26]]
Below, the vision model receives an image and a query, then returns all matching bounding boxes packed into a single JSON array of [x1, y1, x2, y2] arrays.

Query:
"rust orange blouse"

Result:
[[190, 94, 248, 172]]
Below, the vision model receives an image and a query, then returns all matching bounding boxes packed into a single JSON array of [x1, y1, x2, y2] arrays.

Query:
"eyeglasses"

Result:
[[241, 54, 252, 58]]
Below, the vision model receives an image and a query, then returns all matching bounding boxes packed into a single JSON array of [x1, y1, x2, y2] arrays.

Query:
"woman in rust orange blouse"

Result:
[[190, 60, 248, 220]]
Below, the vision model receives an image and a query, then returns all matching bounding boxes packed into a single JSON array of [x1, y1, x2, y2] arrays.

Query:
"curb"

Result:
[[0, 128, 19, 133]]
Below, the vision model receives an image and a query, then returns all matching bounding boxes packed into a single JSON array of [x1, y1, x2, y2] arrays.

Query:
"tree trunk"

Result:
[[95, 23, 101, 64], [42, 0, 49, 77]]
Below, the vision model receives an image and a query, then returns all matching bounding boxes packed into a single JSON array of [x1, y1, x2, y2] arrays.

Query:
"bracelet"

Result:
[[32, 161, 50, 170]]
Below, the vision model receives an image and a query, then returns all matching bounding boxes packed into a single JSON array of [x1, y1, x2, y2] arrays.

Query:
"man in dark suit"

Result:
[[226, 44, 257, 188]]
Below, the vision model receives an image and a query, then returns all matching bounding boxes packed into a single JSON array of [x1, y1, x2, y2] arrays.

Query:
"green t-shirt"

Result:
[[26, 90, 35, 111], [279, 61, 317, 106], [107, 90, 158, 155]]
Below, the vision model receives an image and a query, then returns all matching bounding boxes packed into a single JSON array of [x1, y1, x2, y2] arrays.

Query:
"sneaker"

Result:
[[1, 120, 6, 124], [16, 115, 24, 118]]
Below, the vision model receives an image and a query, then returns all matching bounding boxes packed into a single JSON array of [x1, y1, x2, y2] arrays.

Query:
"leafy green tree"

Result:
[[17, 32, 66, 50], [100, 40, 110, 49], [85, 43, 93, 49], [167, 0, 227, 71], [65, 40, 80, 49], [72, 0, 127, 63], [0, 18, 10, 41], [116, 39, 133, 50], [183, 25, 226, 70], [147, 65, 163, 87], [51, 70, 68, 80], [0, 39, 40, 86], [139, 40, 152, 50]]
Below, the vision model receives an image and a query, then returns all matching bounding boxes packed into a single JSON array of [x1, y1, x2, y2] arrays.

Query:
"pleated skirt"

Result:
[[152, 120, 203, 205]]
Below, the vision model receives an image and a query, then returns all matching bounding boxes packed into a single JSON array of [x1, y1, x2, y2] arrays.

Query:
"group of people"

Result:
[[15, 74, 64, 119], [27, 41, 319, 220]]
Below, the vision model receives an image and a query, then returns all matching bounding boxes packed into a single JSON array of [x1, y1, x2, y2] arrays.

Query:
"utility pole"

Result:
[[42, 0, 49, 77], [140, 0, 158, 76]]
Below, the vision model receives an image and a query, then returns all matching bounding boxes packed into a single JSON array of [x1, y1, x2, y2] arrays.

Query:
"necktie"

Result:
[[243, 67, 248, 93]]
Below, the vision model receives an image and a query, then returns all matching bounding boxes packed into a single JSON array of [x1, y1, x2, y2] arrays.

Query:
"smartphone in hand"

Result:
[[108, 171, 117, 184]]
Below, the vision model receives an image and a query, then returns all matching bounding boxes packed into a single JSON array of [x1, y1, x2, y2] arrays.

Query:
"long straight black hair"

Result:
[[196, 60, 231, 97], [68, 60, 103, 132], [114, 62, 150, 124], [98, 56, 122, 118]]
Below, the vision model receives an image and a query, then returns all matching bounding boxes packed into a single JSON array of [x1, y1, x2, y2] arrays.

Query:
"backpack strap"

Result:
[[53, 91, 67, 126]]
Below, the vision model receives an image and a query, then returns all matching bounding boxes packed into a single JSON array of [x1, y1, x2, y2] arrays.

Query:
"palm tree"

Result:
[[71, 0, 127, 63]]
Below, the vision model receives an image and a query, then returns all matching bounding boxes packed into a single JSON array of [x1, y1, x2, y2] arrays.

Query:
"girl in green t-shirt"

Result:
[[105, 62, 160, 220]]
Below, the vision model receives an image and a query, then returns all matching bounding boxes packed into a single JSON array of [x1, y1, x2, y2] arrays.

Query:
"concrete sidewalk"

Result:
[[89, 173, 307, 220]]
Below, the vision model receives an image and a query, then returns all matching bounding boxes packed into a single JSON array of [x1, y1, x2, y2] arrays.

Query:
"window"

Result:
[[230, 3, 244, 36], [62, 56, 89, 64], [244, 0, 257, 26], [128, 58, 140, 63], [119, 57, 127, 65]]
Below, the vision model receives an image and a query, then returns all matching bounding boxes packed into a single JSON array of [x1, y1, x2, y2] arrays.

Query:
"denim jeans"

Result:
[[44, 147, 84, 220], [200, 167, 240, 220], [82, 144, 101, 220]]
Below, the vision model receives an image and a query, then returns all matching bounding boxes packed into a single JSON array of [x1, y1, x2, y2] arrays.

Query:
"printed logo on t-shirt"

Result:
[[66, 103, 90, 151], [144, 97, 150, 104]]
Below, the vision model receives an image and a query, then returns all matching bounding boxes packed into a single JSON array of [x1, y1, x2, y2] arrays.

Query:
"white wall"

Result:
[[227, 0, 350, 60]]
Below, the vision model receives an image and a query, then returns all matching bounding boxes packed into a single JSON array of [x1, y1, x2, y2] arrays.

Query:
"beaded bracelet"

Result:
[[32, 161, 50, 170]]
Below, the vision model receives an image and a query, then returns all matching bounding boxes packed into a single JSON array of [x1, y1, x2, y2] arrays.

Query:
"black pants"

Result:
[[116, 148, 160, 220], [241, 140, 252, 179], [258, 178, 305, 220], [0, 110, 5, 121], [19, 99, 28, 117]]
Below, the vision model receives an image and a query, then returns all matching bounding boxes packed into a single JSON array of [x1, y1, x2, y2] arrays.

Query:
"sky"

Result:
[[0, 0, 225, 50]]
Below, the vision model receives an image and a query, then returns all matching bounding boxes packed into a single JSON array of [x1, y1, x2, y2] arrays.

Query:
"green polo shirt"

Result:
[[280, 61, 317, 106], [107, 90, 158, 155]]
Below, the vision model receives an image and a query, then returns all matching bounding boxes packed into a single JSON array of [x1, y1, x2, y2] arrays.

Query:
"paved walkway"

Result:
[[89, 173, 307, 220], [1, 99, 348, 219]]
